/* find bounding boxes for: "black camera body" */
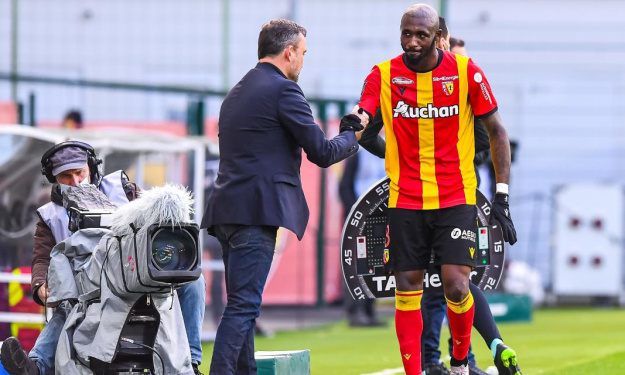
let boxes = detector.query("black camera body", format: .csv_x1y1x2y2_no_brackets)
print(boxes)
63,184,118,232
68,208,116,232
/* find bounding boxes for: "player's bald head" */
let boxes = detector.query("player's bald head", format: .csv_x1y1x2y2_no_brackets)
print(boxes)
401,3,439,32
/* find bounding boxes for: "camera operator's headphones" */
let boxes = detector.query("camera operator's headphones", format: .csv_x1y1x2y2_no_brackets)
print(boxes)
40,140,103,187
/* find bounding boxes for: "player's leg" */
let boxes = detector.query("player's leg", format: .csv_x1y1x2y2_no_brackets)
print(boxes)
434,205,478,375
395,270,425,375
469,279,522,374
469,283,500,347
447,334,486,375
441,264,474,375
389,208,431,375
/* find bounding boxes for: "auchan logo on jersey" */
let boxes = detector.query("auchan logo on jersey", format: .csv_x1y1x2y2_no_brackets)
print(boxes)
393,100,459,119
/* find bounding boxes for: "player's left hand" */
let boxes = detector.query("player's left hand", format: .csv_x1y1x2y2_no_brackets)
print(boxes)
490,193,517,245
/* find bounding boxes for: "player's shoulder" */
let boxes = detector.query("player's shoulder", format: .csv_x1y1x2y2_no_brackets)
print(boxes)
441,49,468,65
371,54,404,69
442,51,483,75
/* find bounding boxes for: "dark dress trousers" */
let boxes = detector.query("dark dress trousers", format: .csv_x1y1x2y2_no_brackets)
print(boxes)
201,62,358,239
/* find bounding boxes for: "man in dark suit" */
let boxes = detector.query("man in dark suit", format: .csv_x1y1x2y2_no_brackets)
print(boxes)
201,19,364,374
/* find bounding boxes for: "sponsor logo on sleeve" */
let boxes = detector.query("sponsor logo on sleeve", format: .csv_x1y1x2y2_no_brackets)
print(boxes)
474,72,483,83
479,82,492,104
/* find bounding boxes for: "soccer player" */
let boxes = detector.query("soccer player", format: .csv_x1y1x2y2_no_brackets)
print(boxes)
351,4,517,375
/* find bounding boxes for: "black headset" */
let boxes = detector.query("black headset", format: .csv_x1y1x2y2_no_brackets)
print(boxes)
40,140,103,186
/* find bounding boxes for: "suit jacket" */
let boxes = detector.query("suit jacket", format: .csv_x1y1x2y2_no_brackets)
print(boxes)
201,62,358,239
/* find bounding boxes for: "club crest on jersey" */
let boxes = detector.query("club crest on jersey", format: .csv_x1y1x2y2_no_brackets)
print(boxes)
442,81,454,96
393,100,459,119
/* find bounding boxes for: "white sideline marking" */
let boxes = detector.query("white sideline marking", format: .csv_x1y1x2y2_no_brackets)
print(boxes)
361,368,404,375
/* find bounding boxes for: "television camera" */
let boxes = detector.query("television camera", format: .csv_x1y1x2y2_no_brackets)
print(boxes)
48,184,201,375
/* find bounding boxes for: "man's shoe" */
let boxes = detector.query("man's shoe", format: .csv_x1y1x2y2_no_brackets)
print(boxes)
191,362,204,375
425,361,451,375
0,337,40,375
468,362,489,375
450,363,469,375
494,343,522,375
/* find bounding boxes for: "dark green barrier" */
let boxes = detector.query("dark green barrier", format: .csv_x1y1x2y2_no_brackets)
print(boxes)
486,293,532,323
256,350,310,375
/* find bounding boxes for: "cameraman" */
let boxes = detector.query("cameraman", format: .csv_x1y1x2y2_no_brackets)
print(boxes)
0,141,206,375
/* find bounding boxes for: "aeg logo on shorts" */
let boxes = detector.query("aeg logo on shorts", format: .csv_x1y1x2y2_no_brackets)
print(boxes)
451,228,476,242
393,100,459,119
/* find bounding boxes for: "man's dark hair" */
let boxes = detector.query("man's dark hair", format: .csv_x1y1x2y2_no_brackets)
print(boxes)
439,17,448,39
449,37,465,49
258,19,307,60
64,110,83,128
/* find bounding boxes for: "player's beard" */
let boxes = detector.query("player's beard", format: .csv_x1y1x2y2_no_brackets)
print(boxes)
403,38,437,66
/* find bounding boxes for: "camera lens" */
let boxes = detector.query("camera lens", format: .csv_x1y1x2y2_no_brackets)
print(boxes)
153,244,178,270
151,228,197,271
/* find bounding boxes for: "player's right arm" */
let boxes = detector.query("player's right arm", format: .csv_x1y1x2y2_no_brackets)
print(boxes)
353,66,383,127
353,66,385,156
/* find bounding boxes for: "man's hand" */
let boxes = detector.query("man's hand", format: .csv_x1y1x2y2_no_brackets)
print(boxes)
351,105,371,126
490,193,517,245
37,282,50,303
36,282,59,308
339,114,364,133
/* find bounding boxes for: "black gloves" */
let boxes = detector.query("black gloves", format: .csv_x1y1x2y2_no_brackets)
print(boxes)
490,193,517,245
339,114,364,133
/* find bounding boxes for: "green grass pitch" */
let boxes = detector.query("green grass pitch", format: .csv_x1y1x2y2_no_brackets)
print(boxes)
200,308,625,374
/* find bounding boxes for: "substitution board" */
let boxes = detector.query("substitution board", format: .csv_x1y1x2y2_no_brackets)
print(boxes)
341,177,505,299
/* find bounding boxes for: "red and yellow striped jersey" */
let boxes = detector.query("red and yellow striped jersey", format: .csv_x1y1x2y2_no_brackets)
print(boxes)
358,50,498,210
